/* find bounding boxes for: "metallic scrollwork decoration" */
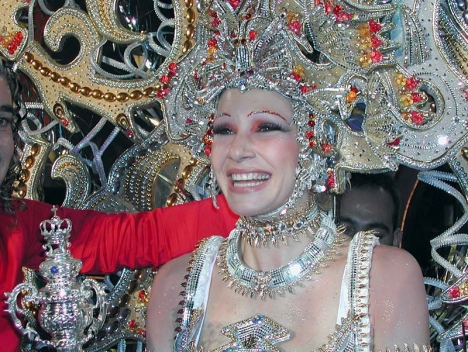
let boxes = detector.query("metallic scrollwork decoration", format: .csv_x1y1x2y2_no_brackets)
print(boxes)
5,207,109,351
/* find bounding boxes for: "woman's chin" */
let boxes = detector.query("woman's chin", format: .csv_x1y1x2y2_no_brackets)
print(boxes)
225,198,283,217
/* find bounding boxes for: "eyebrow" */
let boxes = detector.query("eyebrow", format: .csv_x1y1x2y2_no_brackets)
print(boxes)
0,104,15,115
247,110,288,122
216,113,232,119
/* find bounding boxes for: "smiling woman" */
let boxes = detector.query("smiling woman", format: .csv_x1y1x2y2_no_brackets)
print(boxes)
145,0,432,349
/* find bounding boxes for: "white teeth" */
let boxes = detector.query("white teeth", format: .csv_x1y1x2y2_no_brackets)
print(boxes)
231,173,270,181
231,173,270,187
234,181,264,187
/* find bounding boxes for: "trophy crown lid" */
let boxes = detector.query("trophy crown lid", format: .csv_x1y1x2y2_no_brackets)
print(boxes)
40,206,73,255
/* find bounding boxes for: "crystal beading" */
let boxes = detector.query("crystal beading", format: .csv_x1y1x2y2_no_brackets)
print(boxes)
218,213,343,300
236,200,322,247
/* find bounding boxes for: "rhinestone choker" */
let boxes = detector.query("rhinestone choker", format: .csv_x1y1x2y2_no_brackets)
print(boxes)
236,202,322,247
218,215,343,300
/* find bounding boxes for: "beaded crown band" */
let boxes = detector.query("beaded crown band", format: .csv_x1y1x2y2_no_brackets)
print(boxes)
161,0,468,194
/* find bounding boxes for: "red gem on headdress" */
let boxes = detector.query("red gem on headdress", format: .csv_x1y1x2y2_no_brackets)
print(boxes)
212,17,221,27
169,62,177,73
60,118,69,127
371,35,383,48
248,30,257,41
228,0,240,9
309,140,316,148
410,111,424,125
288,20,302,35
126,130,135,139
308,120,315,127
464,90,468,101
448,286,460,298
300,86,310,93
290,72,302,82
370,50,383,63
128,320,136,329
405,76,419,91
185,118,193,124
387,138,400,146
333,5,348,21
204,145,212,156
7,45,16,55
305,131,314,139
368,20,382,33
333,5,342,14
411,92,423,103
321,143,332,153
160,75,170,84
208,38,218,48
326,173,335,189
350,86,359,93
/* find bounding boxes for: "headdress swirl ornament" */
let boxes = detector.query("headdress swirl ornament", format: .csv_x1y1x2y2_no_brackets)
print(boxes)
162,0,468,194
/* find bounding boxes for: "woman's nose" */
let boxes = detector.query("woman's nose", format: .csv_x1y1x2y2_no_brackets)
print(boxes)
228,132,255,162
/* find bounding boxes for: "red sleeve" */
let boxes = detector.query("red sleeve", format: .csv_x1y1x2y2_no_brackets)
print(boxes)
64,195,238,274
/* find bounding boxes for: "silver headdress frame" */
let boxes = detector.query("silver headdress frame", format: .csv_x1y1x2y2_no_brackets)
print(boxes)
162,0,468,194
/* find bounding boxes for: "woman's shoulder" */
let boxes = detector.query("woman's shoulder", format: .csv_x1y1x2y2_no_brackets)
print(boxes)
157,236,224,282
372,245,421,275
369,245,425,304
156,252,192,282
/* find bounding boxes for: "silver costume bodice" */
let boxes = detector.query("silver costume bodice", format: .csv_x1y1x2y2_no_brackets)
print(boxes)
173,231,379,351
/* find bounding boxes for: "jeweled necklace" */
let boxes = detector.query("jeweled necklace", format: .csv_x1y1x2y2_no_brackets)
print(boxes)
237,201,322,247
218,213,342,300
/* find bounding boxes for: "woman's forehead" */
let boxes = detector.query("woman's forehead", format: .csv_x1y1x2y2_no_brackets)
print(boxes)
217,89,293,114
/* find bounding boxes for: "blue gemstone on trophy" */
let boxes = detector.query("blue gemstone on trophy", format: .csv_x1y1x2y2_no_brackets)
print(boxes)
51,266,59,274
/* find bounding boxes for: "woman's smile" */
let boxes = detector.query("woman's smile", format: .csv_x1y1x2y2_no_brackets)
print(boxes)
229,171,271,189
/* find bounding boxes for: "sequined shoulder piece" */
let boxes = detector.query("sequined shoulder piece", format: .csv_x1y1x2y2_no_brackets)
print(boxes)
174,236,225,352
348,231,380,351
314,231,378,351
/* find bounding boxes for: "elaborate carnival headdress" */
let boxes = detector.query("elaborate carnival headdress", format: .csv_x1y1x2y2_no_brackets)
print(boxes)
161,0,468,195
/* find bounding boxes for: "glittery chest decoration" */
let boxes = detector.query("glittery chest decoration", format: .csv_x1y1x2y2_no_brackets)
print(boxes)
173,232,379,352
212,314,290,351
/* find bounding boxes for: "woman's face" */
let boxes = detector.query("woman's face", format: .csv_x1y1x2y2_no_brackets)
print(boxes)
211,89,300,216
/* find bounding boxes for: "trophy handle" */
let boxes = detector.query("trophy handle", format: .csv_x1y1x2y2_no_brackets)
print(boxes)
81,279,109,337
4,283,48,345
